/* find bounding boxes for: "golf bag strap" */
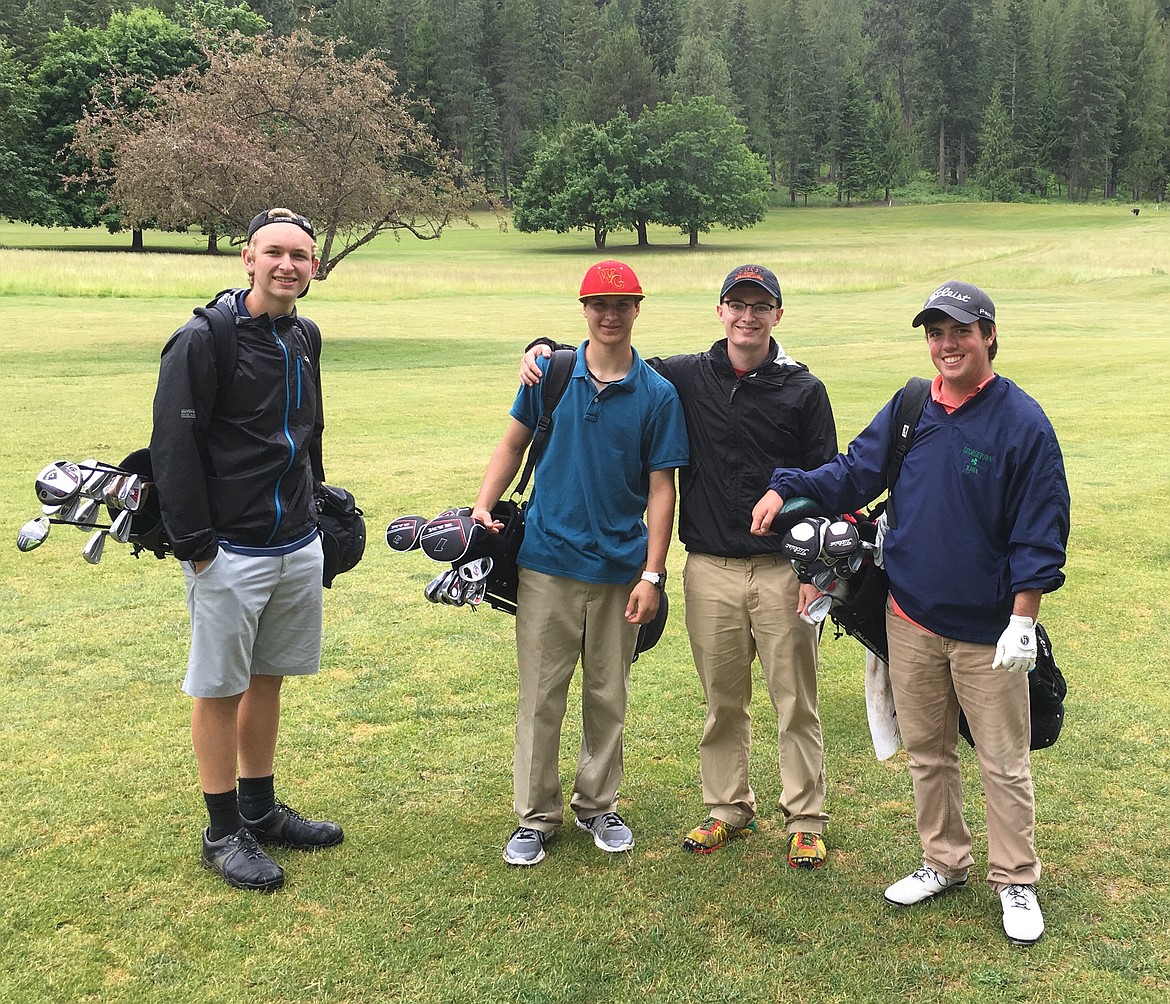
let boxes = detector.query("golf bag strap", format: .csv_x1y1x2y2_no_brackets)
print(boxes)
884,376,932,530
514,348,576,498
195,298,322,405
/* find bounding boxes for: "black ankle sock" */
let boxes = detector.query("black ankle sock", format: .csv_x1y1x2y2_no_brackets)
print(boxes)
204,789,241,841
238,774,276,820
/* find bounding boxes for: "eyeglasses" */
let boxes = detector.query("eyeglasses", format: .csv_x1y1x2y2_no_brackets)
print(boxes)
722,300,778,316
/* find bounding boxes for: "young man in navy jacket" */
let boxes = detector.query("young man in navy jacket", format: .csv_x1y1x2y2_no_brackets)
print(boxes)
752,281,1069,945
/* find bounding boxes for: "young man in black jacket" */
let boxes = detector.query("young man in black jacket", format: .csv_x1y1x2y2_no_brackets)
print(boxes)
522,264,837,866
151,208,342,892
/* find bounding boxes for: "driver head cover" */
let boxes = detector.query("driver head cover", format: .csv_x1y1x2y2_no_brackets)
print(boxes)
420,514,480,563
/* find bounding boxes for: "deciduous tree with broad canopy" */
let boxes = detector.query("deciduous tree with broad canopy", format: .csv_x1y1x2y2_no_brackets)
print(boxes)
513,97,768,249
71,30,491,274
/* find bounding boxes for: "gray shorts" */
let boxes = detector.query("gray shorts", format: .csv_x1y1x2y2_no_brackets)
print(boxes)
181,538,324,698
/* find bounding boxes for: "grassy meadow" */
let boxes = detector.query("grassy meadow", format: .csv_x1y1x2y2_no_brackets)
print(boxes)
1,203,1168,1003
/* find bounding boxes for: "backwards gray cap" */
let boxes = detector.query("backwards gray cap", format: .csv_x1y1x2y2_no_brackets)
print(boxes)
912,281,995,327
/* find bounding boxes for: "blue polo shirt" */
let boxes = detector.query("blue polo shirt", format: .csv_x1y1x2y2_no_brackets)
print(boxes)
511,341,689,584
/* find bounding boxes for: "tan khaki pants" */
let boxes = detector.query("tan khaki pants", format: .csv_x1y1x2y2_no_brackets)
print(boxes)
683,552,826,833
886,605,1039,891
513,568,639,831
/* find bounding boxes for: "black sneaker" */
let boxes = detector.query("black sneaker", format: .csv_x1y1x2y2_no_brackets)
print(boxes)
241,801,344,851
202,827,285,892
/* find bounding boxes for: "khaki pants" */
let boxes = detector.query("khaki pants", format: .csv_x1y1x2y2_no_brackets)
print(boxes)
886,605,1039,891
513,568,639,832
683,552,826,834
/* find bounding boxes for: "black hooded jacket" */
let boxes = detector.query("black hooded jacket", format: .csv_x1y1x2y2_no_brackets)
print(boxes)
651,339,837,558
150,291,326,562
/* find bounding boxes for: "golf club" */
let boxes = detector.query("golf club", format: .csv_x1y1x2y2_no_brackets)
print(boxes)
781,519,823,564
82,529,106,564
386,515,427,552
16,516,51,552
424,570,451,603
79,461,112,500
800,591,833,625
420,514,480,563
109,508,133,544
117,475,145,513
35,461,83,506
822,520,860,560
458,556,494,582
72,497,101,529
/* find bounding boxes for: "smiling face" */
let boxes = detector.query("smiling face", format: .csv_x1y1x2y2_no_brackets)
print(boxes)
716,281,782,368
242,222,319,317
582,295,641,348
924,314,996,396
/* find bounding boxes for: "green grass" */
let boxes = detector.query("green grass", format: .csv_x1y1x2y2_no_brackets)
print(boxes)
1,203,1169,1002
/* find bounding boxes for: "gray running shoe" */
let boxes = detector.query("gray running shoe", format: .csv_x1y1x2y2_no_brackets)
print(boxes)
576,811,634,853
503,826,547,866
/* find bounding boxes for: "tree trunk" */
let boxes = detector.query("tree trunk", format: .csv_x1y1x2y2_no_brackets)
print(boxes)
636,219,648,246
594,226,606,249
688,229,698,248
958,131,968,187
898,68,911,130
131,228,144,251
207,231,219,253
937,121,946,188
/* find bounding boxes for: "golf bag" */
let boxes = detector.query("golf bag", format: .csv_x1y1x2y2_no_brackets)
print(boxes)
827,542,890,662
472,348,576,614
118,448,173,559
824,377,933,662
316,483,366,588
959,622,1067,751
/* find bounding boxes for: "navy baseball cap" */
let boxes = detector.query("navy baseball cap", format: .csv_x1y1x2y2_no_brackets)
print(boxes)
720,264,782,306
912,281,995,327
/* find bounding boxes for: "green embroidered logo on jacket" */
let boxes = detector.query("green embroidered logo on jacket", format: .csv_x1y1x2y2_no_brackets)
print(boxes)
963,446,993,475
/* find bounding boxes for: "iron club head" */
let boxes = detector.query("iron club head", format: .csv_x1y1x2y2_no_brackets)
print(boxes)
82,529,107,564
109,508,133,544
72,497,101,529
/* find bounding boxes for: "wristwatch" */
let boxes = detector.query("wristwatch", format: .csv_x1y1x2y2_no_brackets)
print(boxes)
640,570,667,589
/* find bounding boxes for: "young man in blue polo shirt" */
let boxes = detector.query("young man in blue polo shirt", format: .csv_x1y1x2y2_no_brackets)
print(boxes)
472,260,689,866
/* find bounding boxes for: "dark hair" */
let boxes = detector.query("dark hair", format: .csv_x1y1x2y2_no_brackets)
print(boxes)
920,310,998,361
979,318,997,360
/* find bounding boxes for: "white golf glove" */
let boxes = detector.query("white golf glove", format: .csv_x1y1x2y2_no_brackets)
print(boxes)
992,615,1037,673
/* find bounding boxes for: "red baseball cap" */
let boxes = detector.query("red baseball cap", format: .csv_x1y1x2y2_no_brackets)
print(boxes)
579,260,644,300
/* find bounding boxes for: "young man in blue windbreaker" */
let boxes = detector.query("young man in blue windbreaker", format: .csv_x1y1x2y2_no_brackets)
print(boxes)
751,281,1069,946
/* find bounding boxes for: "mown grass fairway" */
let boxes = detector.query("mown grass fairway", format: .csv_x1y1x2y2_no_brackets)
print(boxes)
1,204,1168,1003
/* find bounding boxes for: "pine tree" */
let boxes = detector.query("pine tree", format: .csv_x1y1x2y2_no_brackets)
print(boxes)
975,88,1018,200
1059,0,1121,199
1115,0,1169,201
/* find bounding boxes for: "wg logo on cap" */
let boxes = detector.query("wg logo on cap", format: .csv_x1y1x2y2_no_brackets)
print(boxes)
597,266,626,289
